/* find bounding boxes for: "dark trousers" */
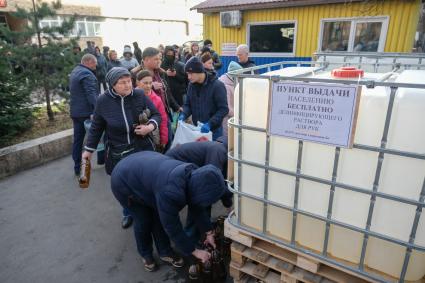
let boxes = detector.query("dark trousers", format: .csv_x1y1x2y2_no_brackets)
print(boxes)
164,118,174,152
111,183,173,260
98,79,107,93
72,117,89,175
131,203,173,260
212,126,223,141
73,117,105,174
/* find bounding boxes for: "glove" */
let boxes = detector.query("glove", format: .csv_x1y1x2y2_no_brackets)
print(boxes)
178,113,186,121
200,123,210,133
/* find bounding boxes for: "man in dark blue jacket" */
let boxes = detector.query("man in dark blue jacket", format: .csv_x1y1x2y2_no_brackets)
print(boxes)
166,137,233,242
111,151,226,266
69,54,99,176
179,56,228,140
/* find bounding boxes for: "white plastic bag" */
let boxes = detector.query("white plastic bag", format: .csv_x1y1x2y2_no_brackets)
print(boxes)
170,121,212,149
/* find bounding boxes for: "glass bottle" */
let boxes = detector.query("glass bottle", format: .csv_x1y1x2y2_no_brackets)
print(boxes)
79,159,91,189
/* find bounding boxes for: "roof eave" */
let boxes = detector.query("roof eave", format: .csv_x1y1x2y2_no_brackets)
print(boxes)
191,0,364,13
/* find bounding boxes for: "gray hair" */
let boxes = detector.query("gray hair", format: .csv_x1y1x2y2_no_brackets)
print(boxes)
142,47,160,59
81,53,97,64
236,44,249,55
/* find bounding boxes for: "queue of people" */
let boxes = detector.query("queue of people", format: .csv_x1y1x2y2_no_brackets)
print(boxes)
69,40,256,273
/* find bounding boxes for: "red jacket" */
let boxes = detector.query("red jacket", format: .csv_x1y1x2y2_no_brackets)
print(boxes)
147,90,168,145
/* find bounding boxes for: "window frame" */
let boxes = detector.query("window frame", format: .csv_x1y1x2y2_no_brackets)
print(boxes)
40,16,102,37
318,16,389,53
39,16,62,29
246,20,298,57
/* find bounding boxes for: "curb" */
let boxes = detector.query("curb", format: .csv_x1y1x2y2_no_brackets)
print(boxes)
0,129,73,179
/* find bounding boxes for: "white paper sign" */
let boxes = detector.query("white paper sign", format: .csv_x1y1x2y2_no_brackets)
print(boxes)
268,81,361,148
221,43,237,56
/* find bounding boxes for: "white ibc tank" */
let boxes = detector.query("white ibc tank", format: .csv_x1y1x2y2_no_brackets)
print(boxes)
233,67,425,281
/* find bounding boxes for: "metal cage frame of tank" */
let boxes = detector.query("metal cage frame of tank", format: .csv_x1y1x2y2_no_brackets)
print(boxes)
227,54,425,283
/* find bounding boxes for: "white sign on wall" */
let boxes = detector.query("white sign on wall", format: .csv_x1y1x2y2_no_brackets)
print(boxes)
221,42,237,56
268,81,361,148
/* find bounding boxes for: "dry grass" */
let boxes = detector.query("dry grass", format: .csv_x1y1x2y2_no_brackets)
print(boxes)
2,103,72,148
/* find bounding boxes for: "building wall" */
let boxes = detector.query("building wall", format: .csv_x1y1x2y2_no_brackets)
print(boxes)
1,0,204,54
203,0,421,56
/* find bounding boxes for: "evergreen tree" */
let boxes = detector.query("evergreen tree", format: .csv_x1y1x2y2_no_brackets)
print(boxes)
0,44,33,146
0,0,77,121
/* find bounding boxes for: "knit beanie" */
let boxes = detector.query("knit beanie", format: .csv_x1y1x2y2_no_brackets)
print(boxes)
106,67,131,86
123,46,132,55
184,56,205,73
227,61,243,73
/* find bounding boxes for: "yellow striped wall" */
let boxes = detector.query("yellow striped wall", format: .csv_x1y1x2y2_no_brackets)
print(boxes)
203,0,421,56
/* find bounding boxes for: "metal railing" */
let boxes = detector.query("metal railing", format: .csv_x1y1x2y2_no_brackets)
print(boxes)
227,57,425,283
231,52,425,75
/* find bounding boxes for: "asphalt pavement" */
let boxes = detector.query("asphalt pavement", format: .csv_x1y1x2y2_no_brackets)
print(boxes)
0,155,229,283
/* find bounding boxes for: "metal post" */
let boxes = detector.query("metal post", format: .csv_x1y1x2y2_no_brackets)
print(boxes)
399,177,425,282
262,133,271,233
359,86,398,269
262,80,273,234
237,78,244,225
291,140,303,244
323,147,341,256
358,56,363,69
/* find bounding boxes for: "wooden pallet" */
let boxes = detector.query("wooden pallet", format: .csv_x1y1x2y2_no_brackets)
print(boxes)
225,218,381,283
230,241,334,283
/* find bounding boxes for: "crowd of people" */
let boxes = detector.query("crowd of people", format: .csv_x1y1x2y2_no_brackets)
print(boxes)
69,39,256,272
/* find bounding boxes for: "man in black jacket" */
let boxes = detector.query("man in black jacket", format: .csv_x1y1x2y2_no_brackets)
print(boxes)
236,44,257,74
69,54,98,176
111,152,226,266
133,42,142,64
179,56,228,140
166,137,233,242
203,39,222,71
161,45,187,106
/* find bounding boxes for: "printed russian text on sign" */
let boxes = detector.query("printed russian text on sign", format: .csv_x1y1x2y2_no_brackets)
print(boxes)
268,81,361,148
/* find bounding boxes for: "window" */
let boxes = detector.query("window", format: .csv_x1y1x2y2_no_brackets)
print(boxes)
76,22,87,36
320,17,388,52
321,21,351,51
76,20,101,37
248,21,296,56
39,16,62,29
40,16,101,37
86,22,95,37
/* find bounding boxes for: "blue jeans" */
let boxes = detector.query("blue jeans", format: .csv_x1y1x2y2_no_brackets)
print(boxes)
72,117,89,175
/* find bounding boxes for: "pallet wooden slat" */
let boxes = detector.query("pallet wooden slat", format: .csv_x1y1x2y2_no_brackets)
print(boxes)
232,261,281,283
226,219,376,283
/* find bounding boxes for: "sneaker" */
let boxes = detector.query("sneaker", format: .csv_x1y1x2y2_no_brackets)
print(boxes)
160,253,184,268
143,257,157,272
